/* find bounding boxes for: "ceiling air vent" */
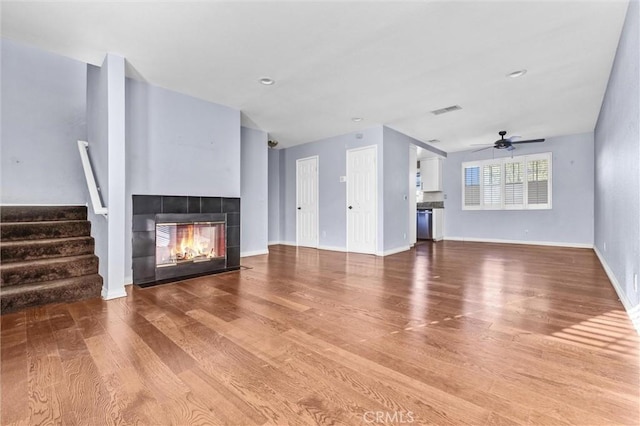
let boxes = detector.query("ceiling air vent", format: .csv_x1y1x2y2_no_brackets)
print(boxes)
430,105,462,115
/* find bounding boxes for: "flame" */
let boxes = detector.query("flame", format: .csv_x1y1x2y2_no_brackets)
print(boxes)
175,224,218,260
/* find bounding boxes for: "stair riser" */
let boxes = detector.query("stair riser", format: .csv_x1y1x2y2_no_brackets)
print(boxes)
1,221,91,241
1,238,95,263
1,256,98,287
1,206,87,222
1,276,102,314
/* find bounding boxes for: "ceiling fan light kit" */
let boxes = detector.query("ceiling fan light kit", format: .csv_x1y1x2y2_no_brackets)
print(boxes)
472,130,545,152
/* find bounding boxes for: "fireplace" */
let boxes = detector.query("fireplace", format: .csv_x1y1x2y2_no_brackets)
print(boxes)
132,195,240,287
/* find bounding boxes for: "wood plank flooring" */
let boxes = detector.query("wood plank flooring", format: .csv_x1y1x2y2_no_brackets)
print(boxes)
1,242,638,425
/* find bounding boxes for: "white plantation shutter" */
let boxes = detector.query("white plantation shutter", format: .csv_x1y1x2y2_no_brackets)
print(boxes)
483,163,502,208
526,155,551,208
462,153,551,211
504,160,524,208
463,165,481,208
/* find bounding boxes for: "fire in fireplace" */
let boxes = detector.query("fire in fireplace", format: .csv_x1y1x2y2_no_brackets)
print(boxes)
156,221,225,267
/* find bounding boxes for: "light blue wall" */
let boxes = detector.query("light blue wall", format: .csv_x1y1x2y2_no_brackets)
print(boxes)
279,127,384,251
126,78,241,198
382,126,413,252
274,126,427,253
240,127,268,256
443,132,595,246
124,78,241,277
594,0,640,308
1,38,88,204
268,148,281,243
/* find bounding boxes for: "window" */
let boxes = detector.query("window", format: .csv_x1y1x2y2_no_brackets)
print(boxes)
504,159,524,208
462,152,552,210
483,163,502,208
526,155,551,208
463,165,481,209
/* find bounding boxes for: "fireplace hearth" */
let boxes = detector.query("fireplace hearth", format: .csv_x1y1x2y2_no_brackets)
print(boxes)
132,195,240,287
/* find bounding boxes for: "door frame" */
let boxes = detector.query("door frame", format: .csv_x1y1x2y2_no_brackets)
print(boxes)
296,155,319,248
346,145,378,254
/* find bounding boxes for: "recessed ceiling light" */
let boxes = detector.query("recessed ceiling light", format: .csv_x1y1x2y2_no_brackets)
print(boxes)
351,117,363,122
259,77,275,85
507,69,527,78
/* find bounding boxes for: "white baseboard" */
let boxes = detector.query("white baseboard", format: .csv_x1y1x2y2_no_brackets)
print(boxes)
241,249,269,258
268,241,297,247
101,286,127,300
278,241,298,247
268,242,409,257
594,247,640,334
376,245,411,257
444,236,593,249
318,245,347,253
124,275,133,285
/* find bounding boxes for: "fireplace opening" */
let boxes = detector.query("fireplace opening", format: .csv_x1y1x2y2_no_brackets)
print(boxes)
132,196,240,287
156,221,226,267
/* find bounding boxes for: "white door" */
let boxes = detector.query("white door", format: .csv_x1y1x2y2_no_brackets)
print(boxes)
296,156,319,248
347,145,377,254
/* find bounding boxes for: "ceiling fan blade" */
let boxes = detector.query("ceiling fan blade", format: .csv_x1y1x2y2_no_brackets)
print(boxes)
472,146,494,153
510,138,545,144
470,143,492,146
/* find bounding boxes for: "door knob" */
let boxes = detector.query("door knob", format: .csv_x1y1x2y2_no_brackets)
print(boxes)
297,207,301,210
348,206,353,209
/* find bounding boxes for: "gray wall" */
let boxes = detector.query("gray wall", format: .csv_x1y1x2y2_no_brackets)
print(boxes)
594,0,640,308
279,127,384,251
240,126,268,256
1,38,88,204
382,126,413,252
443,132,595,246
125,78,241,278
268,148,281,243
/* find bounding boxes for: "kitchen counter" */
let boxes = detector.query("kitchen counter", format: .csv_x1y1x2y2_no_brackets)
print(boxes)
417,201,444,209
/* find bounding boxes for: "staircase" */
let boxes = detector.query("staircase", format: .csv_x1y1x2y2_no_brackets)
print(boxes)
1,206,103,314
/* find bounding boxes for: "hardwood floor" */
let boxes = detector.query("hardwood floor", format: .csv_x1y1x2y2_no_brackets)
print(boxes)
1,242,638,425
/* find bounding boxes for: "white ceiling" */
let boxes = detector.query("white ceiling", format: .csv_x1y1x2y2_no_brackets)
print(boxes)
1,1,629,152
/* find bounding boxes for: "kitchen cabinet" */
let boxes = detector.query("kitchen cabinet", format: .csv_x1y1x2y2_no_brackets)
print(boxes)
432,208,444,241
420,157,442,192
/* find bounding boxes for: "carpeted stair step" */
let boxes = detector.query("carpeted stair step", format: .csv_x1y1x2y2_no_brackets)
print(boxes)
0,274,102,314
1,205,87,222
1,236,95,264
1,254,98,287
1,220,91,241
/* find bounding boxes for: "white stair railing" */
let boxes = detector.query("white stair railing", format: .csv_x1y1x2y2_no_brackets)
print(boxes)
77,140,108,217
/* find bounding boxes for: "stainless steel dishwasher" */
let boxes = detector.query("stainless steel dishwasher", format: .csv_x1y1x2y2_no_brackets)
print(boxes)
417,209,432,240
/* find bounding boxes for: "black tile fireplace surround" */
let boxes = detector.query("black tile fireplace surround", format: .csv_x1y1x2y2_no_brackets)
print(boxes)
132,195,240,287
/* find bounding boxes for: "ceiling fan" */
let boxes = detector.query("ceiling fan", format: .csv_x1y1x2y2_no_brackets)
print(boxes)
472,131,545,152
